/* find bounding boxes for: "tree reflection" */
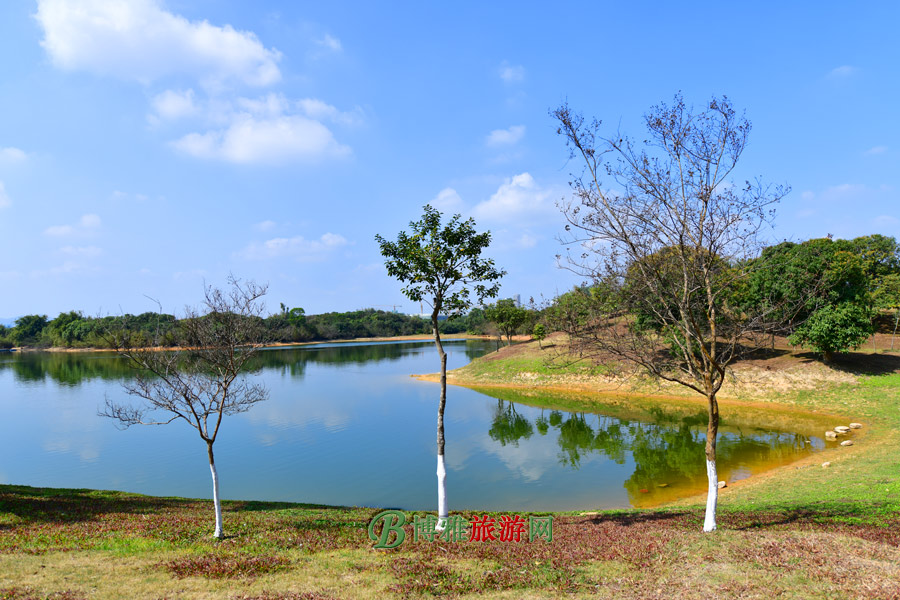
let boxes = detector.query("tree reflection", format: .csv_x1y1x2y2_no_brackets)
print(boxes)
0,340,493,386
482,398,816,502
488,400,533,446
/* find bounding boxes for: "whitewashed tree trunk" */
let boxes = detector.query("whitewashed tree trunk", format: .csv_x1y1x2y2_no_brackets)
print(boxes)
436,453,448,530
703,458,718,532
432,309,449,531
703,392,720,532
208,442,223,538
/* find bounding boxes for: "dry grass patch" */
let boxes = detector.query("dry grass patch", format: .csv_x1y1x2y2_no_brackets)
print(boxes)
160,553,291,579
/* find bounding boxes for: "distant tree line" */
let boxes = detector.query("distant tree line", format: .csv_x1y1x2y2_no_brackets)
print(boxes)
0,306,510,350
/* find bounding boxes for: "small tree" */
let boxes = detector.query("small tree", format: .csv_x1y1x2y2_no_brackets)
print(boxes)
553,94,787,532
533,323,547,349
376,205,504,527
100,277,269,538
874,273,900,350
485,298,530,345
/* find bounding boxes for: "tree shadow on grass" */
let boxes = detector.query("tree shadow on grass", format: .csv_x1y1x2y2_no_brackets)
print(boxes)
804,351,900,376
0,484,199,524
573,503,900,536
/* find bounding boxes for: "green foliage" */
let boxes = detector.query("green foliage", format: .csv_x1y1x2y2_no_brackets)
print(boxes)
788,302,874,359
833,234,900,281
545,286,597,333
873,273,900,310
464,307,487,335
11,315,49,346
485,298,530,344
533,323,547,345
747,236,877,359
375,204,504,318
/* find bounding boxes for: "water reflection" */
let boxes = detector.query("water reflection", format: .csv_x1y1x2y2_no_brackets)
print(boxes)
0,342,838,510
0,339,473,386
473,389,832,507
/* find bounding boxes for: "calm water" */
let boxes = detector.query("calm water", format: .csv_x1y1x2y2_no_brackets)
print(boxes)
0,341,836,510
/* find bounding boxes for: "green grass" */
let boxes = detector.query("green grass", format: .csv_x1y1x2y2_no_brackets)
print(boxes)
456,348,612,381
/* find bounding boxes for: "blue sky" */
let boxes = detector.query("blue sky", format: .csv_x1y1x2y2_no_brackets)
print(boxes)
0,1,897,319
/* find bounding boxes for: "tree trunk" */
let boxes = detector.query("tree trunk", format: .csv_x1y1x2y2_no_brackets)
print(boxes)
823,349,834,363
703,393,720,532
891,309,898,351
432,310,448,530
207,441,224,538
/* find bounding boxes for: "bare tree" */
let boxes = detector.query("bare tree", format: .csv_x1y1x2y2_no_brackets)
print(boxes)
101,276,269,538
552,94,788,531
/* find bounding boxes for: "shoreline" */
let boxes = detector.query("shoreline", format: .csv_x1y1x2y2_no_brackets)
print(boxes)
413,341,880,510
6,333,496,354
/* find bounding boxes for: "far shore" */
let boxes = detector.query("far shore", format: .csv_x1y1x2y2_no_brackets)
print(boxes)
4,333,514,354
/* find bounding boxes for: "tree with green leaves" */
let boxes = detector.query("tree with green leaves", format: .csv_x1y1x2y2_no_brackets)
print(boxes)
11,314,49,347
747,238,874,361
533,323,547,349
376,205,504,528
485,298,530,345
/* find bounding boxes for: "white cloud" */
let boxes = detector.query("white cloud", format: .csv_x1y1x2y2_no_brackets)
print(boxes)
498,61,525,83
235,93,291,117
240,232,348,261
297,98,363,126
172,114,350,164
0,147,27,163
827,65,856,79
874,215,900,228
315,34,342,53
473,173,555,223
59,245,102,257
168,93,355,164
254,220,277,232
817,183,867,202
517,233,538,248
486,125,525,147
35,0,281,87
80,214,101,228
44,225,74,236
431,187,463,213
865,145,888,156
150,89,198,121
800,190,815,201
0,182,10,208
44,213,102,236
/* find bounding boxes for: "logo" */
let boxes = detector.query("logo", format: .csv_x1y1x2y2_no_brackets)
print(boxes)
367,510,407,549
367,512,553,549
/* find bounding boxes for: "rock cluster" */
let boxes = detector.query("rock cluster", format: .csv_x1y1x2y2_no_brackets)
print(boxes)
824,422,862,445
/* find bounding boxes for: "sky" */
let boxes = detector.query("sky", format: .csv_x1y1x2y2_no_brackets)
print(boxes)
0,1,898,320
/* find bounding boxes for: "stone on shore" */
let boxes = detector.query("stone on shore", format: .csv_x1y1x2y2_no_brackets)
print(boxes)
717,481,727,489
834,425,850,433
840,440,854,447
822,462,831,468
849,423,863,429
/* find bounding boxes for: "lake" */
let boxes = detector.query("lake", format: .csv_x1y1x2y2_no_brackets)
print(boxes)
0,340,835,511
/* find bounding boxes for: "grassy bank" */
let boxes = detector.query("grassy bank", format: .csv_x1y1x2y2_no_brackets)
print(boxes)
2,483,900,599
2,336,900,598
426,335,900,515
